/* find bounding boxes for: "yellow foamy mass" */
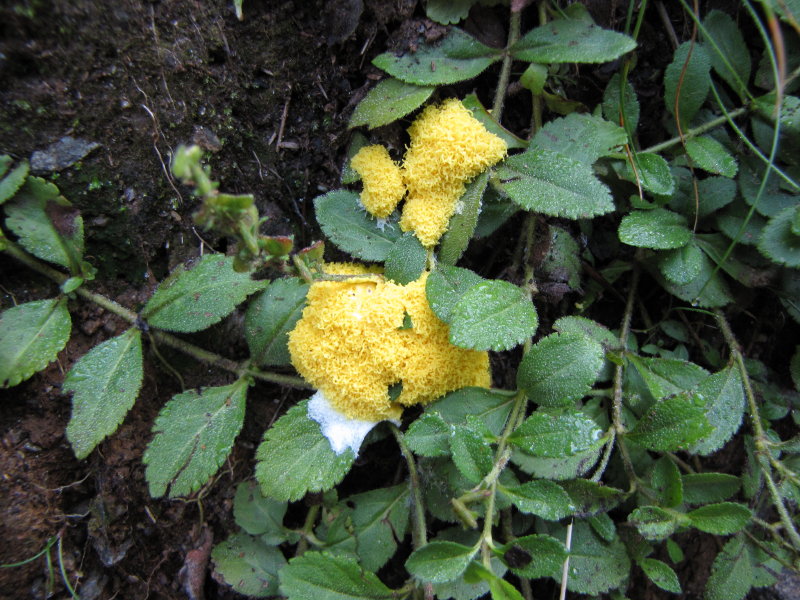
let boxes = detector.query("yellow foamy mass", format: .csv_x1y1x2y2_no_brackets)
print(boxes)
350,145,406,219
288,264,491,421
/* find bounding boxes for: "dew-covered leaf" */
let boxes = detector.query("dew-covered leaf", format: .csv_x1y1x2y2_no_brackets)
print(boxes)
314,190,402,261
664,42,711,128
234,481,288,544
211,532,286,598
438,172,489,266
639,558,682,594
649,246,734,307
688,502,751,534
618,208,692,250
64,328,143,459
703,10,751,98
349,78,434,129
650,455,683,508
626,393,713,451
498,535,567,579
144,380,247,498
616,152,675,195
406,412,451,457
689,366,745,455
508,408,605,457
496,149,614,219
705,536,754,600
757,205,800,267
657,242,704,285
448,279,538,351
558,480,624,517
0,160,29,205
738,156,798,218
531,113,626,165
517,332,605,406
280,552,394,600
682,473,741,505
425,264,485,324
349,484,410,571
255,400,356,502
626,355,709,400
511,18,636,64
628,506,683,540
498,480,574,521
142,254,265,333
603,73,640,133
385,232,427,284
552,316,620,350
511,443,601,481
450,425,493,484
685,136,738,177
245,278,308,367
427,387,514,437
373,28,501,86
0,297,71,389
405,541,477,583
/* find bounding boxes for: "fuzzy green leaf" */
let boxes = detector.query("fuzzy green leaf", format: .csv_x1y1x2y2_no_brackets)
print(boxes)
255,399,356,502
0,298,71,388
373,28,501,86
245,278,308,367
509,408,605,457
314,190,402,261
427,387,514,437
425,0,476,25
499,535,567,579
626,393,713,451
349,78,434,129
688,502,751,534
385,232,427,284
603,73,640,132
517,332,605,406
552,316,620,350
511,18,636,64
211,532,286,598
4,177,84,272
144,380,247,498
664,42,711,128
703,10,751,98
639,558,682,594
682,473,741,505
438,172,489,266
689,366,745,455
448,280,538,351
425,265,485,324
628,506,683,540
705,536,754,600
496,149,614,219
0,160,29,205
234,481,288,544
738,156,797,218
626,355,709,400
650,455,683,508
531,113,626,165
649,247,733,307
450,425,493,484
280,552,394,600
142,254,265,332
757,205,800,267
405,541,477,583
619,208,692,250
498,481,574,521
64,329,143,459
657,242,704,285
685,136,738,177
617,152,675,195
558,480,624,517
349,484,410,571
406,413,451,457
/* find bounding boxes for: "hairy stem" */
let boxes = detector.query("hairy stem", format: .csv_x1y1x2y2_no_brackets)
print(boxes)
492,9,522,122
390,423,428,549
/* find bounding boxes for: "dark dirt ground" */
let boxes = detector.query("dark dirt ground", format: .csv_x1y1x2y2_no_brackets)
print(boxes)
0,1,797,599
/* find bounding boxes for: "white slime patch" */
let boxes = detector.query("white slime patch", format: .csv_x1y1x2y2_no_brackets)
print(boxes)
307,390,380,456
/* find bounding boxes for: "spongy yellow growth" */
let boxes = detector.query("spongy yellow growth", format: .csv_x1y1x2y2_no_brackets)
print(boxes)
400,99,507,246
288,265,491,421
351,145,406,219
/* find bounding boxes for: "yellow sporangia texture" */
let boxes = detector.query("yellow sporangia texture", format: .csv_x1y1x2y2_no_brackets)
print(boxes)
400,99,507,246
350,145,406,219
288,263,491,421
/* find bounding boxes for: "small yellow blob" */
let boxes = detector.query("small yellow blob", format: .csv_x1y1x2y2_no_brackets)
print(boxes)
288,263,491,421
350,145,406,219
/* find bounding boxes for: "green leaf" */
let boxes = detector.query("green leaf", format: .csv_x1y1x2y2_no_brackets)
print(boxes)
664,42,711,128
64,329,143,459
657,243,704,285
0,298,71,388
552,316,620,350
0,160,29,205
498,480,574,521
626,393,713,451
531,113,626,165
341,133,369,185
757,205,800,267
587,513,616,542
144,380,246,498
509,408,605,457
349,78,434,129
439,172,489,265
406,412,451,457
234,481,288,544
450,425,493,484
425,0,476,25
349,484,410,571
688,502,751,534
695,175,737,218
682,473,741,505
211,532,286,597
517,332,605,407
558,480,624,517
255,400,356,502
373,28,501,86
685,136,737,177
385,232,427,284
666,538,685,563
314,190,402,261
4,177,84,272
619,208,692,250
626,355,709,400
427,387,514,437
639,558,682,594
617,152,675,195
648,247,733,307
498,535,567,579
702,10,751,98
280,552,394,600
520,62,548,95
705,536,754,600
496,149,614,219
511,18,636,64
405,541,477,583
245,278,308,367
425,265,485,324
603,73,640,133
142,254,265,333
738,156,797,218
628,506,683,540
461,94,528,151
650,455,683,508
689,367,745,455
448,280,538,351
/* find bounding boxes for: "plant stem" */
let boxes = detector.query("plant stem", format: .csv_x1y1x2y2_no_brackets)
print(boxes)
3,240,310,389
492,8,522,122
295,504,320,556
641,107,748,155
390,423,427,549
